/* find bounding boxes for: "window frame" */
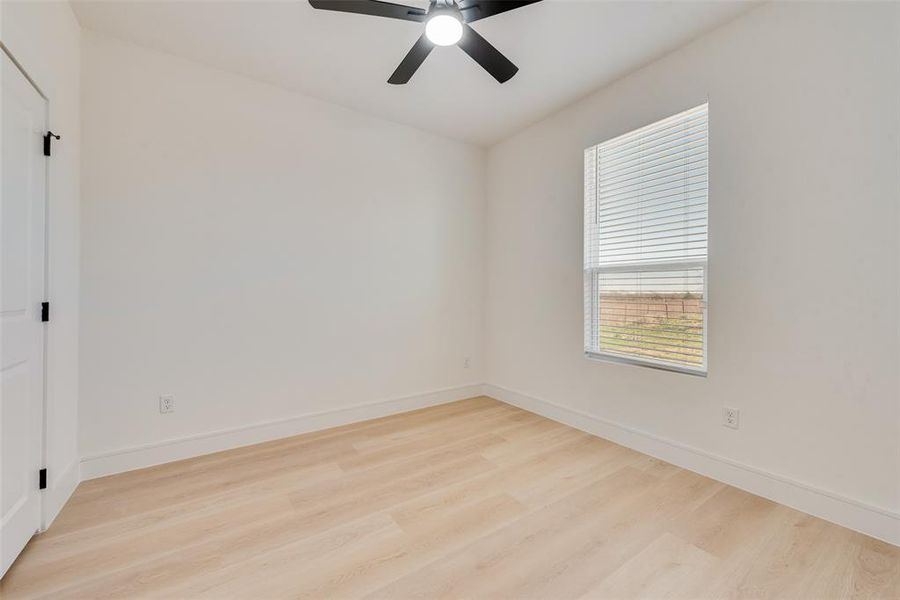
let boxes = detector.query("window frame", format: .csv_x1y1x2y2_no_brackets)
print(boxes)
583,105,709,377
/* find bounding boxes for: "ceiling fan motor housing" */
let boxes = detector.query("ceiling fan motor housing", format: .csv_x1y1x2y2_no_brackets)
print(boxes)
433,0,462,18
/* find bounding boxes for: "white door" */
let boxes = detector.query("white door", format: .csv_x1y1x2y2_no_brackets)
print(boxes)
1,50,47,578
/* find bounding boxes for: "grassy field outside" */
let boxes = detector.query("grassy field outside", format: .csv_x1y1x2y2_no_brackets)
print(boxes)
598,293,704,366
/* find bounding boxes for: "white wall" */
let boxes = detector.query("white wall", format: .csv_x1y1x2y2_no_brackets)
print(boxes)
484,2,900,544
79,32,485,475
1,0,81,527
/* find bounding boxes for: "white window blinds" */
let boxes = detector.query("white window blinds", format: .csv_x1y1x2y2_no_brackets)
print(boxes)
584,103,708,374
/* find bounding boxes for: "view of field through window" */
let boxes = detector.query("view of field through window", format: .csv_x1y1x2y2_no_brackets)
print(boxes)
594,269,704,366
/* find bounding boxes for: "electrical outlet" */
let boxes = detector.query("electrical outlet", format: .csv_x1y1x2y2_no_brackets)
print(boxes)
463,357,471,369
159,394,175,414
722,407,739,429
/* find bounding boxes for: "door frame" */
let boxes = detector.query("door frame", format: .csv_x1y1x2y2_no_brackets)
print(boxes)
1,40,51,532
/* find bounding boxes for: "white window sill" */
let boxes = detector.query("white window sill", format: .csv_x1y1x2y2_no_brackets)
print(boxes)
585,351,708,377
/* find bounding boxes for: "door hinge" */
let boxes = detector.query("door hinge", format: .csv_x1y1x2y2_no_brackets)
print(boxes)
41,301,49,323
39,468,47,490
43,131,60,157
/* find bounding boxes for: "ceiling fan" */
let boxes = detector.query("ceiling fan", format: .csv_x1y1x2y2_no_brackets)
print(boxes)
308,0,543,84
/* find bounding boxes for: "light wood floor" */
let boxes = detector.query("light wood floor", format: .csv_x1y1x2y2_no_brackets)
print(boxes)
2,397,898,599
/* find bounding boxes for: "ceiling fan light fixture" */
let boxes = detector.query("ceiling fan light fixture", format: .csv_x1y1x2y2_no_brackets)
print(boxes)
425,14,463,46
308,0,543,84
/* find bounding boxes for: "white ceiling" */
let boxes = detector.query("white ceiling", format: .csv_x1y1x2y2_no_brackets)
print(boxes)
71,0,755,146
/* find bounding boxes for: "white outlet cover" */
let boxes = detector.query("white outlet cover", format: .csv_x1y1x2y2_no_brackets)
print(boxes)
159,395,175,414
722,407,739,429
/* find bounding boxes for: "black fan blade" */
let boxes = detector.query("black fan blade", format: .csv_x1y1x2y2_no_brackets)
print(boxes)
457,24,518,83
309,0,428,22
457,0,542,23
388,34,434,84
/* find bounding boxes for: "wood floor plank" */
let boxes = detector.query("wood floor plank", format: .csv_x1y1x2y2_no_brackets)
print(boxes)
582,532,720,600
293,493,529,599
2,396,898,599
15,461,342,569
179,515,404,599
368,466,663,599
389,432,606,530
466,469,724,600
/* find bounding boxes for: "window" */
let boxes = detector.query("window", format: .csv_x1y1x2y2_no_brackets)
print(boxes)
584,103,708,374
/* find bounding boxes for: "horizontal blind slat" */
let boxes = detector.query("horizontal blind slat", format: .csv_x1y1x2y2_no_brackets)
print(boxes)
598,110,709,155
596,253,707,265
598,176,708,205
599,123,708,162
598,322,704,335
593,225,707,243
597,340,704,361
599,148,708,186
597,179,707,208
598,335,703,352
588,217,708,240
599,162,708,195
598,240,708,254
597,191,708,219
597,202,707,226
603,134,707,171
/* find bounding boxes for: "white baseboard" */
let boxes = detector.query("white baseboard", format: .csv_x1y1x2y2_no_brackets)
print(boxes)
483,383,900,547
80,384,484,480
42,458,80,530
